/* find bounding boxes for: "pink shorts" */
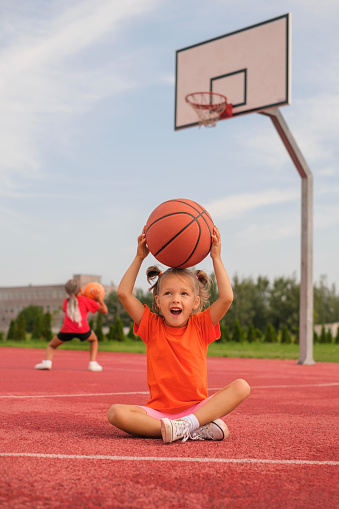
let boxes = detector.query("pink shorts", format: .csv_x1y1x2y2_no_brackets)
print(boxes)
139,395,213,420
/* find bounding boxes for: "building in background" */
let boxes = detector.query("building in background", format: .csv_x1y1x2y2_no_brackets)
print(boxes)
0,275,116,332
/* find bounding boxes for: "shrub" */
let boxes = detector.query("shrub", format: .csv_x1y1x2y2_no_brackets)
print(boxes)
232,320,242,342
114,318,125,342
95,314,104,342
7,320,17,340
280,325,292,344
246,324,256,343
127,323,138,341
264,323,277,343
220,324,231,343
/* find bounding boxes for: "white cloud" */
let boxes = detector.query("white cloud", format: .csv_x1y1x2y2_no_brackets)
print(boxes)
290,94,339,165
205,188,300,221
0,0,159,187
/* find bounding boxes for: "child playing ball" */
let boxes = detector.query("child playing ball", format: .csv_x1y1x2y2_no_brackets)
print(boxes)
107,226,250,443
34,278,108,372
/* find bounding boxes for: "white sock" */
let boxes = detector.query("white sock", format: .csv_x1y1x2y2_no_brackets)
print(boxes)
182,414,200,432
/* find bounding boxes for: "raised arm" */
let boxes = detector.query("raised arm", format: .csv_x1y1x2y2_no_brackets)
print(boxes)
117,229,149,326
208,226,234,326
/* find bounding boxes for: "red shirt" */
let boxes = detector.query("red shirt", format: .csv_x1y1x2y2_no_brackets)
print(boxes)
134,305,220,413
60,296,100,333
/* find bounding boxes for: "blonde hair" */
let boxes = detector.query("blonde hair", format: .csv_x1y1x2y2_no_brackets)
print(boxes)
64,279,82,326
146,266,210,316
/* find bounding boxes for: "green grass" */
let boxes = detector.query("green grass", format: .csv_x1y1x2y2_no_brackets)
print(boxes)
1,338,338,363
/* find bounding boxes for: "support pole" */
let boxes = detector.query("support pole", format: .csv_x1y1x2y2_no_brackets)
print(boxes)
260,108,314,365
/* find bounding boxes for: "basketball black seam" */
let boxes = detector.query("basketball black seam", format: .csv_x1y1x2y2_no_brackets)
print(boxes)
153,211,206,257
170,200,214,252
146,200,214,267
145,212,196,233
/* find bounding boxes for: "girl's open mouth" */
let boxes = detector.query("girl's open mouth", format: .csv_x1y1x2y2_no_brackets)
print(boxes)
170,308,182,316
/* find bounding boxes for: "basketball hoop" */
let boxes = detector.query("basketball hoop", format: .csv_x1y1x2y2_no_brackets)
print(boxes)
185,92,233,127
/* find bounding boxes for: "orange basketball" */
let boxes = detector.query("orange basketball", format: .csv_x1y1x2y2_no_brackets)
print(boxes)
145,198,214,268
83,282,105,300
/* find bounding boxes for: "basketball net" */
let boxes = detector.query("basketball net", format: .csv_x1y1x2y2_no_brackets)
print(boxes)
185,92,232,127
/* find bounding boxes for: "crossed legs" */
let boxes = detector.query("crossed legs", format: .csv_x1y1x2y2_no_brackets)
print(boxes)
107,378,250,438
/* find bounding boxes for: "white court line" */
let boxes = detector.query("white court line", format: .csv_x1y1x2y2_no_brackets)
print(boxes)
0,452,338,466
211,382,339,390
1,383,338,399
0,391,150,399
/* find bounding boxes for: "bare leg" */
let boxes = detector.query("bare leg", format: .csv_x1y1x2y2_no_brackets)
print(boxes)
46,336,65,361
107,404,162,438
86,331,98,362
194,379,250,426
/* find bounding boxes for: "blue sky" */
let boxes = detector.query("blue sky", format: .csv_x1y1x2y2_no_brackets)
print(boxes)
0,0,338,293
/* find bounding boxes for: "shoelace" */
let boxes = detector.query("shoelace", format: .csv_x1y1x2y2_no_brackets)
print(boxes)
172,420,191,443
181,424,210,442
190,425,210,441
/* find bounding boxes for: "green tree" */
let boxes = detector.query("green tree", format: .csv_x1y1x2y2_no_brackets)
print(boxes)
127,322,138,340
280,325,291,344
114,317,125,342
220,324,231,343
17,305,44,333
0,331,4,341
264,323,277,343
7,319,17,340
252,276,271,332
225,275,256,331
31,314,43,339
136,288,154,310
16,314,26,340
314,276,339,325
105,291,132,327
268,275,299,332
107,323,115,341
335,327,339,345
320,325,327,344
42,312,53,341
209,273,219,306
95,314,104,342
232,319,242,343
246,324,256,343
293,326,300,344
326,329,333,344
255,328,264,342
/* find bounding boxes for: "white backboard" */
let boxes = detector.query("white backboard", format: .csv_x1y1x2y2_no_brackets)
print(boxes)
175,13,291,130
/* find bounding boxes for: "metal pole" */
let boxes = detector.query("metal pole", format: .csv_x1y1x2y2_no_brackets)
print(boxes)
260,108,315,365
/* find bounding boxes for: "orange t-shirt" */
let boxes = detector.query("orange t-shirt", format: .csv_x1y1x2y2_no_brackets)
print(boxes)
134,305,220,413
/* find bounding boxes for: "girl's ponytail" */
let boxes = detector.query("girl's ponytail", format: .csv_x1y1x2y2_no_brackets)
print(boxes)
64,279,82,326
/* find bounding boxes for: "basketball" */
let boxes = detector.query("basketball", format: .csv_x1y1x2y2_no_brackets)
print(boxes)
83,282,105,300
145,198,214,268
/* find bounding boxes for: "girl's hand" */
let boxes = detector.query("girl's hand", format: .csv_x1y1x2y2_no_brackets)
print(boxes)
137,227,149,260
90,289,108,314
210,225,221,260
90,289,102,302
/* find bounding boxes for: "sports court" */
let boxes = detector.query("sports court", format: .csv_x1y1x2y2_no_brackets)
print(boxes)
1,347,338,508
1,11,338,509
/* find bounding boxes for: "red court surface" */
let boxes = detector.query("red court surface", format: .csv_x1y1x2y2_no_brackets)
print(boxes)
1,347,338,508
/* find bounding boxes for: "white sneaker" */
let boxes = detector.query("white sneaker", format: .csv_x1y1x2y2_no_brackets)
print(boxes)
34,360,52,370
190,419,229,441
161,418,191,443
161,417,229,443
88,361,103,372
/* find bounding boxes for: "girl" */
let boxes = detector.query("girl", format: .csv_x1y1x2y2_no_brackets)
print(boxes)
34,278,108,372
107,226,250,443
